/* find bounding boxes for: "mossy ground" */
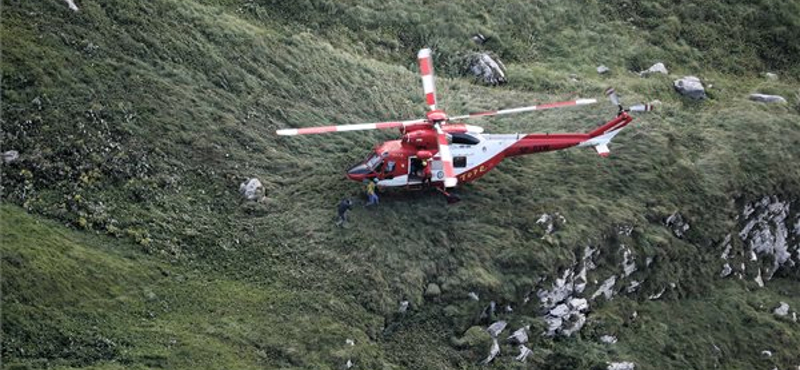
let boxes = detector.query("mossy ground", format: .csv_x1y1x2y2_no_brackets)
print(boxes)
2,0,799,369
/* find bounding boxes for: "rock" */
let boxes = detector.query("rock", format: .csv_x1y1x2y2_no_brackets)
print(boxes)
755,268,765,288
398,300,409,313
345,338,355,346
480,301,496,322
664,212,691,238
600,335,618,344
597,65,610,74
639,62,668,76
486,321,507,338
627,281,641,293
720,263,733,278
774,302,790,316
749,94,787,104
467,53,507,85
569,298,589,312
545,316,563,335
673,76,706,100
550,303,570,317
507,326,529,344
793,312,797,322
239,178,264,201
471,33,488,45
648,287,666,300
65,0,79,11
608,361,636,370
591,275,617,300
762,350,772,358
622,247,637,277
504,304,513,313
739,196,795,279
764,72,778,80
424,283,441,298
468,291,479,301
560,312,587,336
2,150,19,164
515,345,533,362
482,338,500,364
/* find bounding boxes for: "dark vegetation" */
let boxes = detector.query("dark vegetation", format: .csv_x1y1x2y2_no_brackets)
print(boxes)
2,0,799,369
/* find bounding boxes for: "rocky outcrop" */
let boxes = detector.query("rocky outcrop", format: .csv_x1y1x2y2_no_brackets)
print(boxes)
515,345,532,362
597,65,610,74
739,196,797,279
608,361,636,370
65,0,79,11
507,326,529,344
664,212,691,238
483,338,500,364
466,53,507,85
2,150,19,164
773,302,790,316
600,335,618,344
486,321,507,338
673,76,706,100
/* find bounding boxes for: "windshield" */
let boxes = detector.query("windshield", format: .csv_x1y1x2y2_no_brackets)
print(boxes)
365,154,383,170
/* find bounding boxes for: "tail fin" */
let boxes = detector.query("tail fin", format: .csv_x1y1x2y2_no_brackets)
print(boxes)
579,113,633,157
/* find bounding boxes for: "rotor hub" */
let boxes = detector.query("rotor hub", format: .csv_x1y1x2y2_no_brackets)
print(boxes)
426,110,448,124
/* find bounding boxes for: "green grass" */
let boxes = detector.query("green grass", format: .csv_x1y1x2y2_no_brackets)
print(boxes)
2,0,800,369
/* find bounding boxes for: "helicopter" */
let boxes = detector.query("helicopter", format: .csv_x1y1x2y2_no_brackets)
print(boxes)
277,48,651,202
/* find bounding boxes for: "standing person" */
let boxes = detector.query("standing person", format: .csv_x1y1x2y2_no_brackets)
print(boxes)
336,198,353,227
421,159,432,186
365,178,379,206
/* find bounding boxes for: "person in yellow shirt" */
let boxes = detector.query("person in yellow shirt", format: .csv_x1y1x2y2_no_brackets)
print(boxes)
365,178,379,206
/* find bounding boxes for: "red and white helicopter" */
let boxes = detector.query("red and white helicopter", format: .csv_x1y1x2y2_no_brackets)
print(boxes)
277,48,651,201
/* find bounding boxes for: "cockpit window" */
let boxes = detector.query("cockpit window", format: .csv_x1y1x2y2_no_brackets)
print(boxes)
365,154,383,170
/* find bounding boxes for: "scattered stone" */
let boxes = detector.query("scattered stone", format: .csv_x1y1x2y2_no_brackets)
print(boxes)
239,178,264,201
569,298,588,312
2,150,19,164
468,291,479,301
755,268,765,288
600,335,618,344
346,359,354,368
504,304,513,313
793,312,797,322
486,321,507,338
597,65,610,74
65,0,79,11
761,350,772,358
483,338,500,364
471,33,488,45
764,72,778,80
345,338,355,346
515,345,533,362
507,326,529,344
648,287,666,300
720,263,733,278
550,303,570,317
627,281,641,293
639,62,668,76
774,302,790,316
398,300,409,313
608,361,636,370
466,53,507,85
664,212,691,238
424,283,441,298
749,94,787,104
622,247,637,277
560,313,586,336
673,76,706,100
480,301,497,322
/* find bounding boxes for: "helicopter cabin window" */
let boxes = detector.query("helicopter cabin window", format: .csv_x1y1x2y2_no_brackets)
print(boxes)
453,156,467,168
365,154,383,172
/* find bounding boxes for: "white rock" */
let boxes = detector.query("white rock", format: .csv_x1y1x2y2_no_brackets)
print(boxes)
774,302,790,316
749,94,787,104
399,300,409,313
765,72,778,80
346,359,354,368
65,0,79,11
507,327,529,344
545,316,563,335
755,268,764,288
600,335,618,344
622,247,637,277
627,281,641,293
639,62,668,76
648,287,666,300
592,275,617,300
597,65,610,74
673,76,706,100
469,53,507,85
483,338,500,364
515,345,533,362
561,312,587,336
468,291,479,301
762,350,772,357
720,263,733,278
2,150,19,164
346,338,355,346
608,361,636,370
486,321,507,338
239,178,264,201
793,312,797,322
569,298,589,312
550,303,570,317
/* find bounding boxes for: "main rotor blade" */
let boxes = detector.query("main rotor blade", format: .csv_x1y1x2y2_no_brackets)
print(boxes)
276,118,426,136
449,98,597,121
418,48,438,111
435,125,458,188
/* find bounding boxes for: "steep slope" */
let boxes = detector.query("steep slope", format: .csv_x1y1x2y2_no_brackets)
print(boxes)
2,0,800,369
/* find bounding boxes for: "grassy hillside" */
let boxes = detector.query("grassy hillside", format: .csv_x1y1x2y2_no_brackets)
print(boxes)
2,0,800,369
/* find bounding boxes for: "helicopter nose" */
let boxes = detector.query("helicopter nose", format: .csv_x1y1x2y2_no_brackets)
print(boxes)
346,162,372,181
